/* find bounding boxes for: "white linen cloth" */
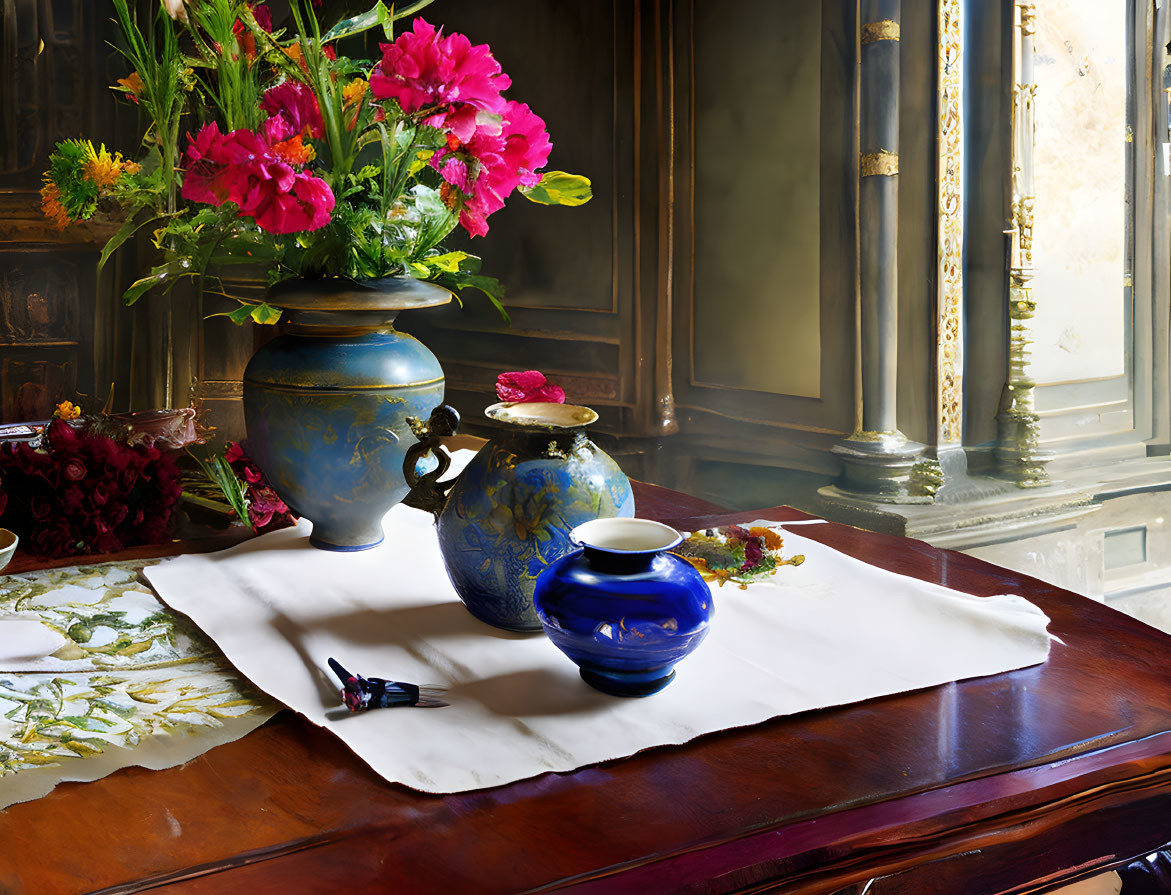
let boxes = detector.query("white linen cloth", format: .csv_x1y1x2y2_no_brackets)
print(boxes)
145,451,1052,793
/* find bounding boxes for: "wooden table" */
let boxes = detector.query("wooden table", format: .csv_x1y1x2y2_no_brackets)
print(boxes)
2,481,1170,894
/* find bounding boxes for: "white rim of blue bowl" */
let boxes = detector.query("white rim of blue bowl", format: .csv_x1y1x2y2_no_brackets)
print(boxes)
570,518,683,554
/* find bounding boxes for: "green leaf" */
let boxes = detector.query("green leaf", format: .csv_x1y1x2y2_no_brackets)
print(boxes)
121,260,193,306
390,0,438,21
322,1,395,42
61,715,115,732
206,301,282,326
520,171,594,207
249,302,283,325
437,272,510,324
99,211,159,272
424,251,467,273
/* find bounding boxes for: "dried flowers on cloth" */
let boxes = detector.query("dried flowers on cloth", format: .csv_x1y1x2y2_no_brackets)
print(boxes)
0,559,277,809
674,525,805,588
188,441,296,533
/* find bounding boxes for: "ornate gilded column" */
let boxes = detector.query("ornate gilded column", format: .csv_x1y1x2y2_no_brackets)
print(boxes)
832,0,929,501
937,0,963,449
995,0,1051,487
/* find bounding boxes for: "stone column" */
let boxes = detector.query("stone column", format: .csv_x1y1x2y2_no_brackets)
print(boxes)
996,0,1051,487
832,0,930,502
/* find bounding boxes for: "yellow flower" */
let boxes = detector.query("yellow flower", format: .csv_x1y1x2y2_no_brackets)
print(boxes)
343,78,369,107
53,400,81,420
82,146,125,189
40,182,72,229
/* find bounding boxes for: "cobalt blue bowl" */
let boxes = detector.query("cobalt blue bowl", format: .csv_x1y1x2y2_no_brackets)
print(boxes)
533,518,713,697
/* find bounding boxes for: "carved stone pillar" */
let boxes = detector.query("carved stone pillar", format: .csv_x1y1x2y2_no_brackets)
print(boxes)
832,0,929,502
995,0,1051,487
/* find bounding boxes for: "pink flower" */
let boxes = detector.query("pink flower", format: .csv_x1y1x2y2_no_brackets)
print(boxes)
181,122,335,234
433,101,552,237
496,371,566,404
262,80,324,144
224,442,245,464
369,18,511,123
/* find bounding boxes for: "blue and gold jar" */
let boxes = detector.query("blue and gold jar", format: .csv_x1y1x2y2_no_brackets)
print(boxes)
243,277,450,551
407,402,635,631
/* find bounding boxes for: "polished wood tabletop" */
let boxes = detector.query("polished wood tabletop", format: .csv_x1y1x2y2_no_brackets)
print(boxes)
2,481,1170,895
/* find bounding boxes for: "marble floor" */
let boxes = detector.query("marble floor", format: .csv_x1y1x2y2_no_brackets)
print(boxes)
1110,589,1171,636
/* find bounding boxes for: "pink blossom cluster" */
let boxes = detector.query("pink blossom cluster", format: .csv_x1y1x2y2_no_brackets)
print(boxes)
224,442,296,532
496,370,566,404
370,18,553,237
181,80,334,234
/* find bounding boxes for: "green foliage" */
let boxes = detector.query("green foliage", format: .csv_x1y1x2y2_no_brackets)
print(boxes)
99,211,161,272
47,140,100,219
45,0,592,326
187,445,251,528
323,0,437,42
206,301,283,325
520,171,594,207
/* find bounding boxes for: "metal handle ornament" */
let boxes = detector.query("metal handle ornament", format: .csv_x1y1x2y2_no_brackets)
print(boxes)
402,403,461,518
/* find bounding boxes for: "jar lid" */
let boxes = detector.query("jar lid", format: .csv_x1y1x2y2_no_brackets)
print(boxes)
484,402,598,428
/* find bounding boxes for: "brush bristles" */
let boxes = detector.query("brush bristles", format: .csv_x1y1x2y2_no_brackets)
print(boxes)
415,686,449,708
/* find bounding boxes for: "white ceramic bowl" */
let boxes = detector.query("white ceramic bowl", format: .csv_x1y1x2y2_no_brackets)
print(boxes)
0,528,18,572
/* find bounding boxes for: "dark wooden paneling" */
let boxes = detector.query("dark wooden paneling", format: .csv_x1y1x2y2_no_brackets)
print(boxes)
430,1,621,314
691,0,822,399
668,0,858,477
0,0,136,423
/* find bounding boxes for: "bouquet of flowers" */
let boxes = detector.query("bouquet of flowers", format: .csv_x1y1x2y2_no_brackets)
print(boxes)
40,0,589,324
0,418,184,557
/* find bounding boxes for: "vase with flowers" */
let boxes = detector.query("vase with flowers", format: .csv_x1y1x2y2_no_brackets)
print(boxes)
41,0,591,550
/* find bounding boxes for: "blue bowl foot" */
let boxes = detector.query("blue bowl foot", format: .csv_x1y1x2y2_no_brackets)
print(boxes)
580,667,676,698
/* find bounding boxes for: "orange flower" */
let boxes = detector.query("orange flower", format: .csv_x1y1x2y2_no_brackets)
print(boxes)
749,526,784,550
270,134,315,166
40,182,72,229
439,181,460,211
117,72,144,103
284,43,306,72
53,400,81,420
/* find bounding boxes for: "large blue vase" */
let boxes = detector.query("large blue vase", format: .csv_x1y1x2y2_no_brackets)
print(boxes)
533,518,713,697
405,402,636,631
243,277,450,551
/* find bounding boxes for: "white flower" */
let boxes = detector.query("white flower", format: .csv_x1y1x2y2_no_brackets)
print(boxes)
160,0,188,23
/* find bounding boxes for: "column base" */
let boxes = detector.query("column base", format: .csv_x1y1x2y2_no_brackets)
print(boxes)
829,431,936,504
